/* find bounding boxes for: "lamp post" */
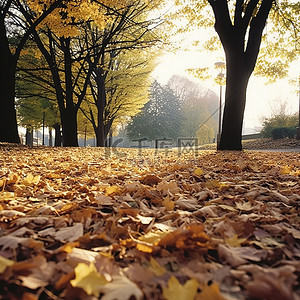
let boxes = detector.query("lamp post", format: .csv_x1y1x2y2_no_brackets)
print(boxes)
214,61,225,145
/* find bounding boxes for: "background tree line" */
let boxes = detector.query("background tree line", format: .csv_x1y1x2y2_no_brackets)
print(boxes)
126,76,219,145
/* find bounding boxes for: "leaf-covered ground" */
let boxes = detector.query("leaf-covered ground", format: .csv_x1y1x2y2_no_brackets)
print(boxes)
0,145,299,300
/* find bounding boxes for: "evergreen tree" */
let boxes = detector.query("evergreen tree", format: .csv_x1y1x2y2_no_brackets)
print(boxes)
127,81,182,141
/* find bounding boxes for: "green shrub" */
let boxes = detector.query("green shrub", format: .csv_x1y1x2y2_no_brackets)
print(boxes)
271,127,296,139
261,113,298,138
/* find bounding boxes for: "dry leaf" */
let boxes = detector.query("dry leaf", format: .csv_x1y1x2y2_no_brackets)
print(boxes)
101,275,143,300
149,257,166,276
0,255,14,273
54,223,84,242
163,276,198,300
225,235,247,247
196,282,227,300
70,262,107,297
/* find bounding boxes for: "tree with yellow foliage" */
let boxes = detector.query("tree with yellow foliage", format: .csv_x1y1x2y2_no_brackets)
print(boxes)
0,0,63,143
81,48,156,146
25,0,164,146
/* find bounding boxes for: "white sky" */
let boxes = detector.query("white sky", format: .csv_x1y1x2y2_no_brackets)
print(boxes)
152,48,299,132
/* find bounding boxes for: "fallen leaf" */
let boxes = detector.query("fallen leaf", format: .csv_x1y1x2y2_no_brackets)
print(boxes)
163,276,198,300
163,194,175,211
70,262,107,297
193,168,204,176
0,255,14,273
54,223,84,242
225,235,247,247
196,282,228,300
102,274,143,300
157,180,180,194
149,257,166,276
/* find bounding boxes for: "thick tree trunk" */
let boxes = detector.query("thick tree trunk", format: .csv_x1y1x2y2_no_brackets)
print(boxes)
61,108,78,147
218,55,250,150
0,16,20,143
209,0,274,151
95,125,106,147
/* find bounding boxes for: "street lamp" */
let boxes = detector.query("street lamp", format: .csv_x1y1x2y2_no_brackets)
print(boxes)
214,61,225,145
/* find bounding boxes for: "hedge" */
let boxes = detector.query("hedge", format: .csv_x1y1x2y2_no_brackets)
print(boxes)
271,127,297,139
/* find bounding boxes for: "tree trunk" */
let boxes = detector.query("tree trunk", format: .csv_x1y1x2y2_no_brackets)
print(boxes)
218,55,250,150
0,16,20,143
209,0,274,151
94,66,107,147
60,108,78,147
54,124,62,147
25,127,33,146
95,125,106,147
49,128,53,147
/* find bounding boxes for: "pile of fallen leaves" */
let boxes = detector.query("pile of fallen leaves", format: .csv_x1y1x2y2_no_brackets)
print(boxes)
0,144,299,300
198,138,300,151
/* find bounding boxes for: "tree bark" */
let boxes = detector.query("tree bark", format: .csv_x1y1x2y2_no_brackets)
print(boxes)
25,127,33,146
209,0,274,150
218,53,251,150
49,128,53,146
54,124,62,147
0,15,20,143
61,108,79,147
95,66,107,147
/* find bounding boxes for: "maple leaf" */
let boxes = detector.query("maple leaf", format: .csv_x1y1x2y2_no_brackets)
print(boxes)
163,276,198,300
70,262,107,297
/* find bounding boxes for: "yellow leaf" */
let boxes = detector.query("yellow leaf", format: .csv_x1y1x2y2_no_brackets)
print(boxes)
139,230,170,245
196,282,227,300
163,276,198,300
193,168,204,176
0,255,14,273
0,179,5,188
70,262,107,297
136,243,153,253
149,257,166,276
106,185,121,196
23,173,40,185
225,235,247,247
280,165,292,175
163,194,175,211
